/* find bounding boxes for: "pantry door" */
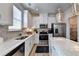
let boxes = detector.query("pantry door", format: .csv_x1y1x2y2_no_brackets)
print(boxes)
69,15,77,42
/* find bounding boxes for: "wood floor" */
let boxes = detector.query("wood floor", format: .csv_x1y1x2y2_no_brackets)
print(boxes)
29,40,49,56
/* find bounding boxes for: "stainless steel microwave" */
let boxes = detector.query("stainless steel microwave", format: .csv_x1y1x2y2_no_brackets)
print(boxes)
40,24,48,28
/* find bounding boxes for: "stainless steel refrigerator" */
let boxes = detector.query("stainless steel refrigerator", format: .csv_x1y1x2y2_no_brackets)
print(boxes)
51,23,66,37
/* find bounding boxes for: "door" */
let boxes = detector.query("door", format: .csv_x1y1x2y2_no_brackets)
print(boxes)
69,15,77,42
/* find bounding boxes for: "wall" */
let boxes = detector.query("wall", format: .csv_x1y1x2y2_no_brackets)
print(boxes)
64,6,76,40
0,3,25,41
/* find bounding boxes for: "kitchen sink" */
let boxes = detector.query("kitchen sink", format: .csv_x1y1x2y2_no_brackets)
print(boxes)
16,36,28,40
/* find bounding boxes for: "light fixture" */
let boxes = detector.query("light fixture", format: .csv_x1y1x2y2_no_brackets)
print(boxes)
72,3,79,15
56,8,64,23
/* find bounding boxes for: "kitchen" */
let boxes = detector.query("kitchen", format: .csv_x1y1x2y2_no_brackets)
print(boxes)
0,3,79,56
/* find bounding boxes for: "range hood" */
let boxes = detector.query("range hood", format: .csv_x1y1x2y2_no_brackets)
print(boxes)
56,8,64,23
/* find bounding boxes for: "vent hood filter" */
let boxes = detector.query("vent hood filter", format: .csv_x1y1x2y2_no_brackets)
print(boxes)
56,8,64,23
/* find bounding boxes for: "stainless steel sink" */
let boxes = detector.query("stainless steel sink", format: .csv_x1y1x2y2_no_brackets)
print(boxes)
16,36,28,40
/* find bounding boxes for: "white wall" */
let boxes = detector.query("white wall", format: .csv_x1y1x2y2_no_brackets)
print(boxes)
64,7,73,39
64,6,79,41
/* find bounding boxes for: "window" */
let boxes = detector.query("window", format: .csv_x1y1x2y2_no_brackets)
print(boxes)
8,5,22,31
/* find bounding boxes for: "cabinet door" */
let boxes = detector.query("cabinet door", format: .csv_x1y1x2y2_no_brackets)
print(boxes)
34,34,39,44
25,34,35,56
48,16,56,28
43,14,48,24
0,4,13,25
33,17,40,28
25,39,30,56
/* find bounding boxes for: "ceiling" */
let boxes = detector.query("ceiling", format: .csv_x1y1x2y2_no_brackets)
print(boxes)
23,3,72,14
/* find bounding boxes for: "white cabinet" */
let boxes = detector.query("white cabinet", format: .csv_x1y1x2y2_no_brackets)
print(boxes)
25,34,35,56
48,16,56,28
25,39,30,56
33,14,48,28
0,4,13,25
34,33,39,44
39,13,48,24
33,17,40,28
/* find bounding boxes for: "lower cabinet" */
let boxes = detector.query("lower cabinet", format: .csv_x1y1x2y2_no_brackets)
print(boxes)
25,34,35,56
34,33,39,44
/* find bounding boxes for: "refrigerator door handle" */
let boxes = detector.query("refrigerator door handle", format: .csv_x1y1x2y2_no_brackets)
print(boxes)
55,28,58,33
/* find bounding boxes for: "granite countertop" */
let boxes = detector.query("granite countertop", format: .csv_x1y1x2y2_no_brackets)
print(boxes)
0,33,35,56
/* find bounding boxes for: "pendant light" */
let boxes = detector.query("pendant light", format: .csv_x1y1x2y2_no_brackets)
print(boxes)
72,3,79,15
56,8,64,23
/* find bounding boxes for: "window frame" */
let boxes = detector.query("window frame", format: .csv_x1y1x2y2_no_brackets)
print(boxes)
8,5,22,31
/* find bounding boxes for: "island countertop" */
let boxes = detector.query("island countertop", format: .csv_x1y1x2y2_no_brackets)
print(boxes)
0,33,35,56
49,37,79,56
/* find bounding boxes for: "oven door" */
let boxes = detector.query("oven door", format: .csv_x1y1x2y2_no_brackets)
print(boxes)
39,34,48,40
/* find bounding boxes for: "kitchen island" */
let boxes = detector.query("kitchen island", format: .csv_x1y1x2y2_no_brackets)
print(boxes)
49,37,79,56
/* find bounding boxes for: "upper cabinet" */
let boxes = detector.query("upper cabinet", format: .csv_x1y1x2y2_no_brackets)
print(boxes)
48,15,56,28
33,13,48,28
39,13,48,24
0,3,13,25
33,16,40,28
33,13,56,28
